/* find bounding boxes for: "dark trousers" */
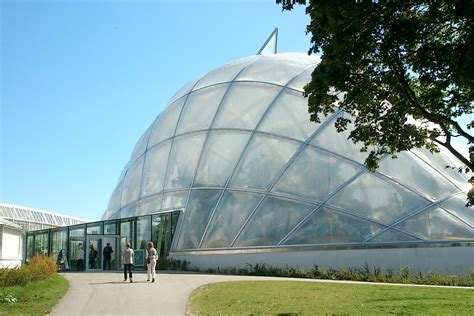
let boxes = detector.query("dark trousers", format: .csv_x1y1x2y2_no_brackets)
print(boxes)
77,259,84,271
103,257,111,270
124,264,133,280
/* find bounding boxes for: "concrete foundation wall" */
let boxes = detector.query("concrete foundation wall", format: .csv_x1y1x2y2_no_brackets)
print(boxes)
171,246,474,275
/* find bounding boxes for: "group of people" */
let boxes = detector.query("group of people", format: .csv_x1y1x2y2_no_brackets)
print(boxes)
75,243,114,271
74,241,158,284
123,241,157,283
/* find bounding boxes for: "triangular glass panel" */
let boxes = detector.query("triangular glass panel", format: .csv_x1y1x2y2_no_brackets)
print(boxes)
164,133,206,190
440,193,473,226
148,98,185,148
379,151,459,201
287,66,315,92
258,88,323,141
142,140,171,197
213,82,281,130
395,207,474,240
137,194,162,216
229,134,300,191
194,131,251,188
176,84,228,135
200,191,263,249
121,156,144,207
234,196,315,247
311,112,369,164
167,79,198,105
283,208,382,245
411,147,470,191
327,172,429,224
176,189,222,250
235,54,310,85
130,126,152,162
369,229,418,242
194,56,260,90
273,146,362,202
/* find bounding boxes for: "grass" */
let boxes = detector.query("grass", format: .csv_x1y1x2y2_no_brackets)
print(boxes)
190,280,474,315
0,273,69,315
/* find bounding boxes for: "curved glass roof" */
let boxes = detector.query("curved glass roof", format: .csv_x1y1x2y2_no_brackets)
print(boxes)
103,53,473,251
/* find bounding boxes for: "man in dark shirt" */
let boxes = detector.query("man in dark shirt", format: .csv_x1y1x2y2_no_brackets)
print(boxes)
103,243,113,270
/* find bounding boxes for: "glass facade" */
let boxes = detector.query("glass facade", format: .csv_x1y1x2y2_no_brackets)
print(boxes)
26,211,180,271
101,53,472,253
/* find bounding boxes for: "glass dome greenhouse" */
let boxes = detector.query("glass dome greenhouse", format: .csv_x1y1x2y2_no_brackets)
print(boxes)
103,53,473,252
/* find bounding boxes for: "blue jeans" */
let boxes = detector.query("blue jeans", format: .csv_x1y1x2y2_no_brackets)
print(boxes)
123,264,133,280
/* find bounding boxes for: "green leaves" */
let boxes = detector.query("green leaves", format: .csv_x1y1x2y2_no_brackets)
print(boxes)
279,0,473,205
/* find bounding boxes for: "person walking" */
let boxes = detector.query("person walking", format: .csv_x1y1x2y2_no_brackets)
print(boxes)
102,243,113,270
146,241,158,283
123,243,134,283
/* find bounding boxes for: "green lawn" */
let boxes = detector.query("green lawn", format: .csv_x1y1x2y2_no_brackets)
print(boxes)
0,273,69,315
190,280,474,315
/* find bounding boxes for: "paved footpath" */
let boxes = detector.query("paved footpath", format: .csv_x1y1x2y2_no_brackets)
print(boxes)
50,271,473,316
50,271,274,316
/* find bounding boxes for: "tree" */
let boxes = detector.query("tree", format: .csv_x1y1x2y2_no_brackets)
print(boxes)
278,0,473,205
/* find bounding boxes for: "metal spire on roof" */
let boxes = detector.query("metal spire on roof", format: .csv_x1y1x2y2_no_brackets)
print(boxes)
257,27,278,55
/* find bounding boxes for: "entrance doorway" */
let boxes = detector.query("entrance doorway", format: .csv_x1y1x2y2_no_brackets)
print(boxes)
86,235,119,271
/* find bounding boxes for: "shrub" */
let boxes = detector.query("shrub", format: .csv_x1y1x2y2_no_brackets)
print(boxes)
0,255,57,287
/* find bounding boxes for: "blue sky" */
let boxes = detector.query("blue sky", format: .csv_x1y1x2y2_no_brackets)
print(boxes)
1,0,311,220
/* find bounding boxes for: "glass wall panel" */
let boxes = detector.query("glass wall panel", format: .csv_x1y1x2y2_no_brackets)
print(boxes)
193,56,259,90
136,216,151,250
235,55,308,85
176,189,222,250
152,213,172,267
234,196,315,247
283,208,382,245
87,222,103,235
69,225,85,271
142,140,171,197
34,231,49,256
194,131,251,187
104,221,118,235
395,207,474,240
258,89,321,141
440,194,474,225
120,220,135,247
212,82,281,130
122,157,145,207
287,67,314,91
164,133,206,190
311,113,370,164
327,173,428,224
229,135,300,191
379,151,459,201
130,126,151,162
138,194,163,216
148,98,186,147
273,146,361,202
411,147,470,190
51,228,68,266
26,234,34,261
176,84,228,135
369,229,417,242
201,191,263,248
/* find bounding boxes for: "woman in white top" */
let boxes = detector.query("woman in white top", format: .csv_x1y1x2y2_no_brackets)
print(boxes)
146,241,158,283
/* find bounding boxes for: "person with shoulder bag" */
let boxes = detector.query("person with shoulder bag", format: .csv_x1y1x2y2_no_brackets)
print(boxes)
146,241,158,283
